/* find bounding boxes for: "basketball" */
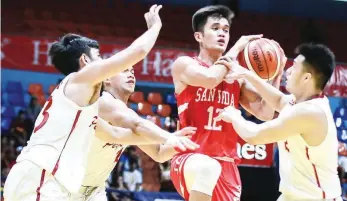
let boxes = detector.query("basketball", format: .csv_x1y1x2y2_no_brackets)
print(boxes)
237,38,282,81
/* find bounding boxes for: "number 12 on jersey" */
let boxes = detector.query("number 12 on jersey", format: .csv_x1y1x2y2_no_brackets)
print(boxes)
204,106,223,131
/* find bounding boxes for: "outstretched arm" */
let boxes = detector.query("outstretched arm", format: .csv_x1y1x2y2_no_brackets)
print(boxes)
99,96,199,150
95,117,159,145
215,103,327,145
71,5,163,86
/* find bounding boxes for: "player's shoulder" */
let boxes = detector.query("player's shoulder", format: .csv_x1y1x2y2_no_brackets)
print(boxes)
284,100,326,120
174,55,195,63
99,93,128,110
172,56,197,70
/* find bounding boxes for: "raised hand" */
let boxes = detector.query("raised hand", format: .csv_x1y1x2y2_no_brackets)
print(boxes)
144,4,163,29
225,34,263,59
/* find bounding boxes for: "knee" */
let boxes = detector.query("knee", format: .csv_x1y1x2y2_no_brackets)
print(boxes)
193,155,222,179
186,155,222,196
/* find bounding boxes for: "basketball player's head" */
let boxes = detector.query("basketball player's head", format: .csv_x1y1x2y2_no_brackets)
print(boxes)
285,43,335,95
192,5,234,53
104,67,136,96
49,33,101,75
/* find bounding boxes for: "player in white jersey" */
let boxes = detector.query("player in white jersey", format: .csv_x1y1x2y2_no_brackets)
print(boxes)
70,66,199,201
3,5,195,201
215,43,342,201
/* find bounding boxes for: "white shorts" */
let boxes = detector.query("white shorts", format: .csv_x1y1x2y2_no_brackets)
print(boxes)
4,160,71,201
71,186,107,201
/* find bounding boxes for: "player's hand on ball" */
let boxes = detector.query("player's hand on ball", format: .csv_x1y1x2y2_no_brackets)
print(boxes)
173,126,197,138
215,56,249,83
144,4,163,29
226,34,263,58
214,106,242,123
166,135,199,152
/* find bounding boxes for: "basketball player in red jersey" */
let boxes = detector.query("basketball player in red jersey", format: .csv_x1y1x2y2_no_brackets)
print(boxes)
170,5,286,201
4,5,193,201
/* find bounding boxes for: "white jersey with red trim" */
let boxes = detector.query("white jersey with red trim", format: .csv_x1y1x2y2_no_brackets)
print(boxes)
278,96,341,200
16,73,99,193
82,135,127,187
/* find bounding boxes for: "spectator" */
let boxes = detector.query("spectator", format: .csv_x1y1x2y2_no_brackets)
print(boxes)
137,146,161,192
123,159,142,192
26,96,42,122
339,142,347,170
334,99,347,121
10,110,32,146
335,99,347,143
118,146,138,175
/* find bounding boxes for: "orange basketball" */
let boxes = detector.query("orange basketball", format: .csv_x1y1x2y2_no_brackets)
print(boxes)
237,38,282,81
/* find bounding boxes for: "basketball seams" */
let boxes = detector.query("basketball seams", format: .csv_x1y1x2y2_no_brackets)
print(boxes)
244,41,260,78
255,41,270,81
263,39,281,81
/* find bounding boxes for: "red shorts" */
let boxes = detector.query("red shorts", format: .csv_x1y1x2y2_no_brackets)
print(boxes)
170,153,242,201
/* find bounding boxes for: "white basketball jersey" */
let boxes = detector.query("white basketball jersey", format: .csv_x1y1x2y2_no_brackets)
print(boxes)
17,73,99,193
278,96,341,200
82,134,127,187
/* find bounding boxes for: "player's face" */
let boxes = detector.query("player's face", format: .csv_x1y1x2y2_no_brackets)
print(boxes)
109,67,136,94
285,55,309,93
199,17,230,53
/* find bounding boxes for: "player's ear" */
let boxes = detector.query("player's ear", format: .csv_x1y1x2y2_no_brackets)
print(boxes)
303,72,312,81
194,32,203,43
79,53,91,67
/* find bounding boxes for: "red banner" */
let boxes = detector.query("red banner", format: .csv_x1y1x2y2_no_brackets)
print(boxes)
1,35,197,84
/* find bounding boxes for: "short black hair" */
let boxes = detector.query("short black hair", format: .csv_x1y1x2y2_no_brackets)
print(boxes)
295,43,335,90
192,5,234,33
49,33,99,75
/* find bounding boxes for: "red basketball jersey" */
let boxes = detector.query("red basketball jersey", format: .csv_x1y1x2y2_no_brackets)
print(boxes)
176,57,241,162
